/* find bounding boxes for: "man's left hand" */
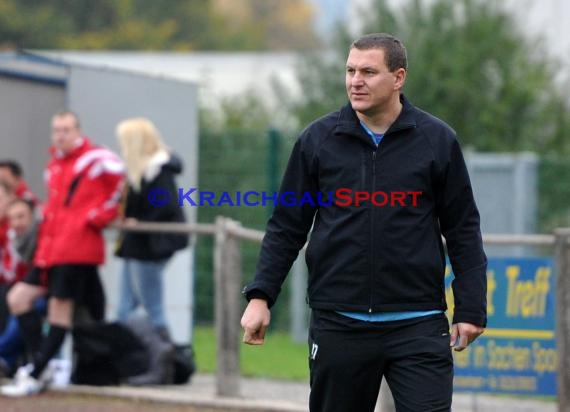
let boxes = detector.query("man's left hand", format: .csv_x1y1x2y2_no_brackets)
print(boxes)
450,322,485,351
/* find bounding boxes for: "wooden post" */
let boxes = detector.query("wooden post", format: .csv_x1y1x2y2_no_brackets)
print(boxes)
555,228,570,412
214,216,242,397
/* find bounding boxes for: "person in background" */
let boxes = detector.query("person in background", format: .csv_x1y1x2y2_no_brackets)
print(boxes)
0,182,15,252
0,182,15,245
0,160,40,207
0,182,16,332
241,33,487,412
115,117,188,343
0,198,43,377
0,110,124,397
1,199,39,291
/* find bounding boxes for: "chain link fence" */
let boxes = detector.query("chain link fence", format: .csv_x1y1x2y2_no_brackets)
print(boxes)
195,128,293,328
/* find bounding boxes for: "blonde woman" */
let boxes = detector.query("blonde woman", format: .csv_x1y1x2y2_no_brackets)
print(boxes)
115,118,187,341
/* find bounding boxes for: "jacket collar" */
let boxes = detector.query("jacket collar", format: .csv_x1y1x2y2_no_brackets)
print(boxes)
49,137,92,160
334,94,417,146
143,150,170,183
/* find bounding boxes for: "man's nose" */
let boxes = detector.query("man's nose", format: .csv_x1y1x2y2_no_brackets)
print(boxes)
351,73,364,85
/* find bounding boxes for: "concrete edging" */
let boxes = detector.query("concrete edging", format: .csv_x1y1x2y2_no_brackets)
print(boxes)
54,384,307,412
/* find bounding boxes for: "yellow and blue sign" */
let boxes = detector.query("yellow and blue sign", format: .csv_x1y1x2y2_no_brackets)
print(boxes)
445,257,556,396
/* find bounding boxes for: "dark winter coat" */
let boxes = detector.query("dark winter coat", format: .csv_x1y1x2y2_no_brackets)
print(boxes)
244,95,487,326
116,151,188,261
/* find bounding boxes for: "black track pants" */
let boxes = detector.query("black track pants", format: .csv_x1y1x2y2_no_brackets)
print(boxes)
308,310,453,412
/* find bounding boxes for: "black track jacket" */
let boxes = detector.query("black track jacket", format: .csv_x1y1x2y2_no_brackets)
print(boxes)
244,95,487,326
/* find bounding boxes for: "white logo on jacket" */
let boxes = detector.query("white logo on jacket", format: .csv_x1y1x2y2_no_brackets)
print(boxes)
310,343,319,360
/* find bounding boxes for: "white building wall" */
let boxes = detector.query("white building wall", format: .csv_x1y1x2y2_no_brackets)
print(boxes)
37,51,300,114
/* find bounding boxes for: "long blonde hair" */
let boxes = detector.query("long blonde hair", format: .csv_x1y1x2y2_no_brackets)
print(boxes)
116,118,168,191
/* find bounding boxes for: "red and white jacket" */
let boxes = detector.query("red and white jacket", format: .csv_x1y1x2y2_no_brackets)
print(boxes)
34,137,125,268
0,228,31,284
0,219,7,250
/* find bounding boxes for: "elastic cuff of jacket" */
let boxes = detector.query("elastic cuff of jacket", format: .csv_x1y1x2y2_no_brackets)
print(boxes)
244,290,273,308
453,311,487,328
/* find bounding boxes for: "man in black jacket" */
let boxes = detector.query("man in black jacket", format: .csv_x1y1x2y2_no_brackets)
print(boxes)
241,33,487,412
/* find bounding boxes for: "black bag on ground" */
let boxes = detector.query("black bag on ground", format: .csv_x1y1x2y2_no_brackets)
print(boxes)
172,344,196,385
71,321,150,385
123,315,175,385
123,315,197,386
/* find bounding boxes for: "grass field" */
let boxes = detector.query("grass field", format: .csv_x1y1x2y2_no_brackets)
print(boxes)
192,326,309,381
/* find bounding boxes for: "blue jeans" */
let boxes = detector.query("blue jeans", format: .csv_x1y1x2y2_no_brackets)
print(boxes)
0,298,47,369
117,259,169,328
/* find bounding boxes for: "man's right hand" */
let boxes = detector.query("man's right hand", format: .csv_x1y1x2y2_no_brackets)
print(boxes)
240,298,271,345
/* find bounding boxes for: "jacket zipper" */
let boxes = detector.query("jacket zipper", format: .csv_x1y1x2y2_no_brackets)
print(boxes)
369,149,377,313
64,174,83,207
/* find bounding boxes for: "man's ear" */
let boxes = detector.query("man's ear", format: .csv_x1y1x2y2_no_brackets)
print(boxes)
394,68,407,91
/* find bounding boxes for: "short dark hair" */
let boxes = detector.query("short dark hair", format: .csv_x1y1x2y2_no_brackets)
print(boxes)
350,33,408,72
53,110,81,129
7,197,35,213
0,160,23,178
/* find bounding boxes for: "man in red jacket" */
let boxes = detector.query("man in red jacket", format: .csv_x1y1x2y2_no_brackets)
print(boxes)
1,111,125,396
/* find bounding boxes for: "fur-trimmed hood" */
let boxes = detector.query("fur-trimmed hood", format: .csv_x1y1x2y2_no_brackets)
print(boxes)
142,150,183,183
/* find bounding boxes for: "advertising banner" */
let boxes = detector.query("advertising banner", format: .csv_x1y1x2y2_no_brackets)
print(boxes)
446,257,556,396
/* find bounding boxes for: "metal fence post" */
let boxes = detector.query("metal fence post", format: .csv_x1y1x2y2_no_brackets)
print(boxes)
267,127,281,219
555,228,570,412
214,216,242,397
290,250,308,343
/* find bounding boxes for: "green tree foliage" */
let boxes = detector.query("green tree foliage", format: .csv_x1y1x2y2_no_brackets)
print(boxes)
230,0,319,50
280,0,570,154
0,0,318,50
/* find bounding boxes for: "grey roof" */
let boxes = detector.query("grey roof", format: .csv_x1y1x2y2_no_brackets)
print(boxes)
0,52,67,85
29,51,302,107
